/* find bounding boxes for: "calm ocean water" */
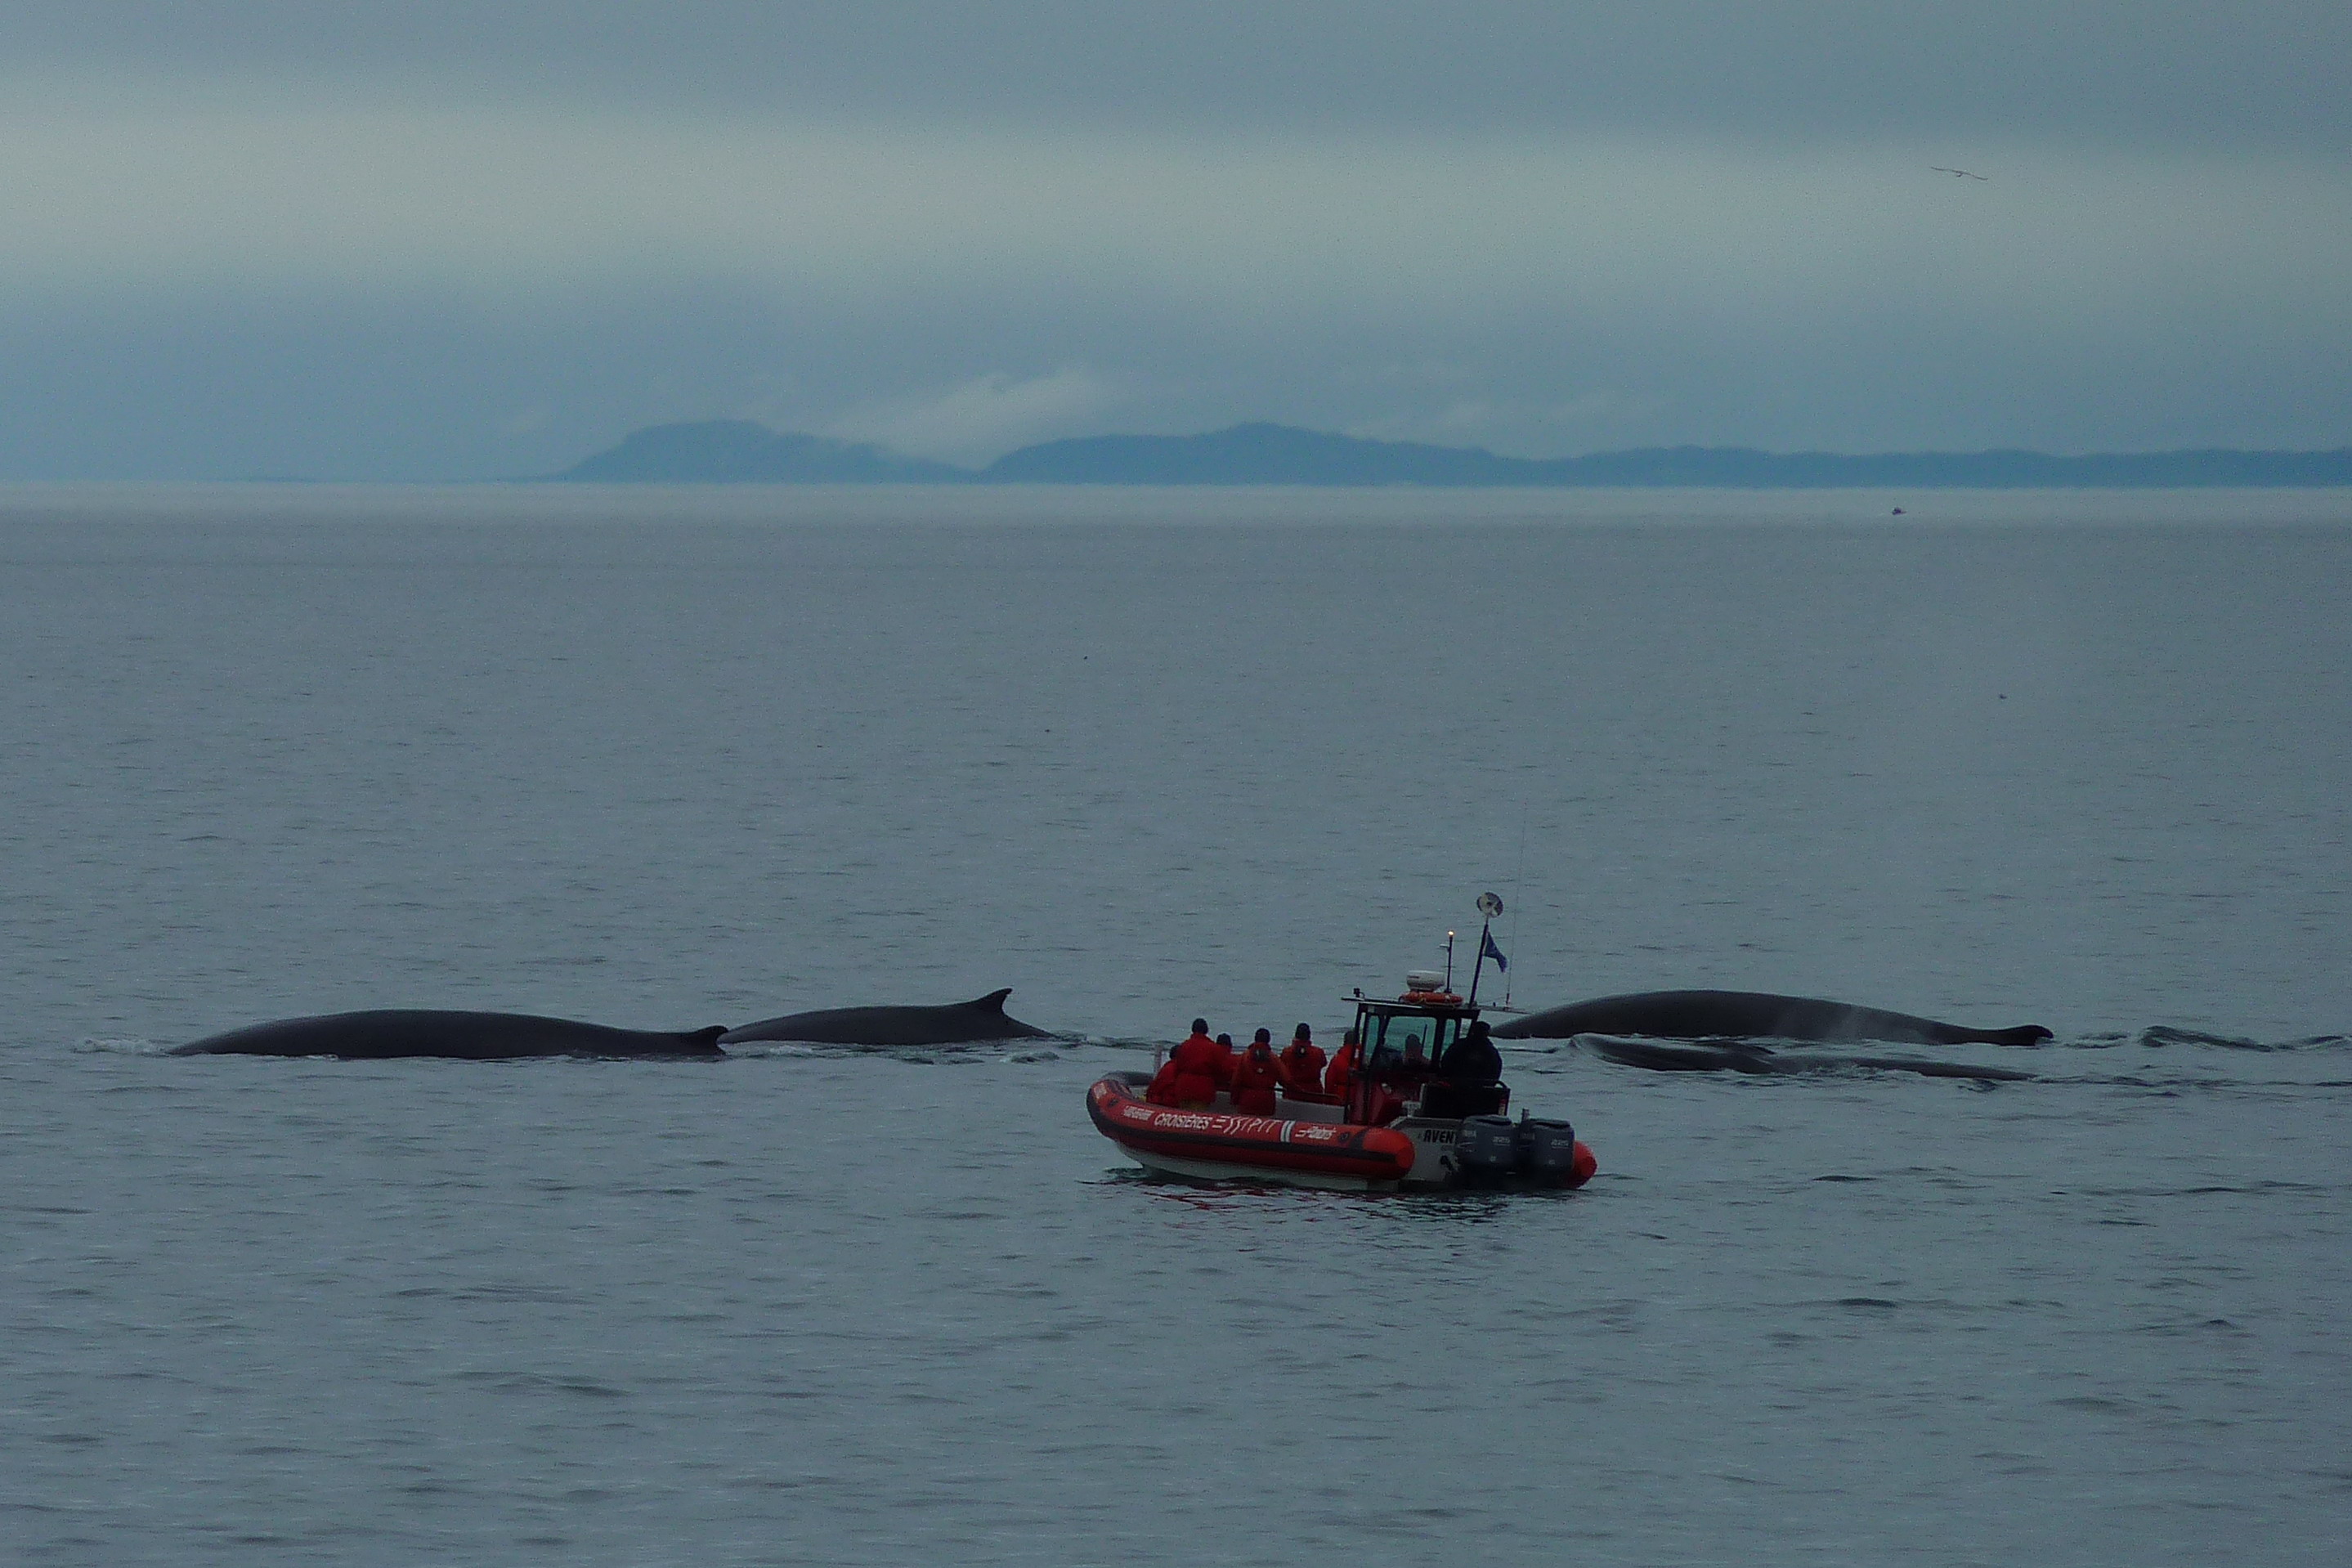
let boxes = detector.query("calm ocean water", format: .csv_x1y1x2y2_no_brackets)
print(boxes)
4,483,2348,1566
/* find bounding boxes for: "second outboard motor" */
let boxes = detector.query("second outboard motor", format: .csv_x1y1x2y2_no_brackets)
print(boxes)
1515,1115,1579,1180
1456,1113,1519,1180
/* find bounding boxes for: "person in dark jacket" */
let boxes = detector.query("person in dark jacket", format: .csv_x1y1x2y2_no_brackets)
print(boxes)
1231,1028,1282,1114
1448,1019,1503,1086
1422,1019,1507,1117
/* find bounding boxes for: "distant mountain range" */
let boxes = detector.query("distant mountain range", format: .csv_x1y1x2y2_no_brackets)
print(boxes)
555,419,2352,487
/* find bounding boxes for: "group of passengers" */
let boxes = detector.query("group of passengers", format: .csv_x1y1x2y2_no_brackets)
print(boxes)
1147,1019,1355,1112
1145,1015,1504,1120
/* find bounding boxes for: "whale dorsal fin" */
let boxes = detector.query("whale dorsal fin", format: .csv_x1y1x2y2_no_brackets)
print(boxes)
969,988,1015,1011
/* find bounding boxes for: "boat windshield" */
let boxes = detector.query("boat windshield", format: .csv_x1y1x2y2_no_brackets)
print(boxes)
1361,1009,1463,1072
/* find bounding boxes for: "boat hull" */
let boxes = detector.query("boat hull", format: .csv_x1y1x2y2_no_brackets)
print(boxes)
1088,1075,1418,1185
1114,1145,1393,1192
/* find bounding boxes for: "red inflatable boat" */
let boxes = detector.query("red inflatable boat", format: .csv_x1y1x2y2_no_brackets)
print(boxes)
1089,936,1597,1192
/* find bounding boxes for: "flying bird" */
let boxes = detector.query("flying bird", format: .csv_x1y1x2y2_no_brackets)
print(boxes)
1931,166,1990,181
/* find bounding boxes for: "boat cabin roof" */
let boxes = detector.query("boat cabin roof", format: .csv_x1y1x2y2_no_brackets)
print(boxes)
1353,996,1480,1022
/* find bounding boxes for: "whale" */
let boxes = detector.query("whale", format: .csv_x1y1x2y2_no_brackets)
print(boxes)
1579,1034,2035,1082
718,988,1052,1047
171,1010,729,1060
1489,989,2051,1047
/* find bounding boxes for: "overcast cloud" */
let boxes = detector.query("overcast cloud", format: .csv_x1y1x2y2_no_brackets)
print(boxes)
2,2,2347,477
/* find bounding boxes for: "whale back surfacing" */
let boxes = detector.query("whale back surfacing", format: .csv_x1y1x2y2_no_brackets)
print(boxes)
172,1010,729,1060
1579,1034,2036,1082
1489,989,2050,1047
717,988,1052,1047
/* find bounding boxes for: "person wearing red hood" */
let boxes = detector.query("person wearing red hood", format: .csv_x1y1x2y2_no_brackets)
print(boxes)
1151,1019,1230,1108
1277,1024,1326,1099
1231,1028,1282,1114
1324,1028,1361,1098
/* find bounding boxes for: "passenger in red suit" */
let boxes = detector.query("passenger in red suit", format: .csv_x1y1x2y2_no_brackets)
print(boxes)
1231,1028,1282,1114
1163,1019,1227,1107
1324,1029,1361,1098
1277,1024,1326,1098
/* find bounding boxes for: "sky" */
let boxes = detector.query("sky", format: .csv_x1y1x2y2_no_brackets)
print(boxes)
3,2,2349,478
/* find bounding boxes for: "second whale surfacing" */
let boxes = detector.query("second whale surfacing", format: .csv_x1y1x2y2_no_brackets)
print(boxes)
1490,989,2051,1047
718,988,1052,1047
171,1010,729,1060
1579,1034,2036,1082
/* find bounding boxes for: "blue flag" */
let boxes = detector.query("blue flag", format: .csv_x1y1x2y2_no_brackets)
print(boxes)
1481,929,1508,971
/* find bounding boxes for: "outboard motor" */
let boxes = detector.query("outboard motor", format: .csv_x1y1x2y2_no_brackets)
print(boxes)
1515,1115,1579,1181
1456,1113,1520,1180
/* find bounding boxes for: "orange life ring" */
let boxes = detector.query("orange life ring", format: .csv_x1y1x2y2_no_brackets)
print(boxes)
1400,989,1463,1005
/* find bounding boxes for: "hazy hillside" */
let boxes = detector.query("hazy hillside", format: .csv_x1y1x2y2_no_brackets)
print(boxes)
555,420,2352,487
981,422,1534,484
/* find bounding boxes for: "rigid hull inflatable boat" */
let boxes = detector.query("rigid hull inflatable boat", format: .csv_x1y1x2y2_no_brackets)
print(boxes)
1089,921,1597,1192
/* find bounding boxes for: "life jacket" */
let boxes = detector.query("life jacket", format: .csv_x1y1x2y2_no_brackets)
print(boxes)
1146,1059,1183,1105
1167,1032,1226,1105
1231,1042,1282,1114
1277,1041,1327,1096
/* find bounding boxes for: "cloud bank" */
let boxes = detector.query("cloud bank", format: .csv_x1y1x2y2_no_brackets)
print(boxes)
1,5,2346,478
